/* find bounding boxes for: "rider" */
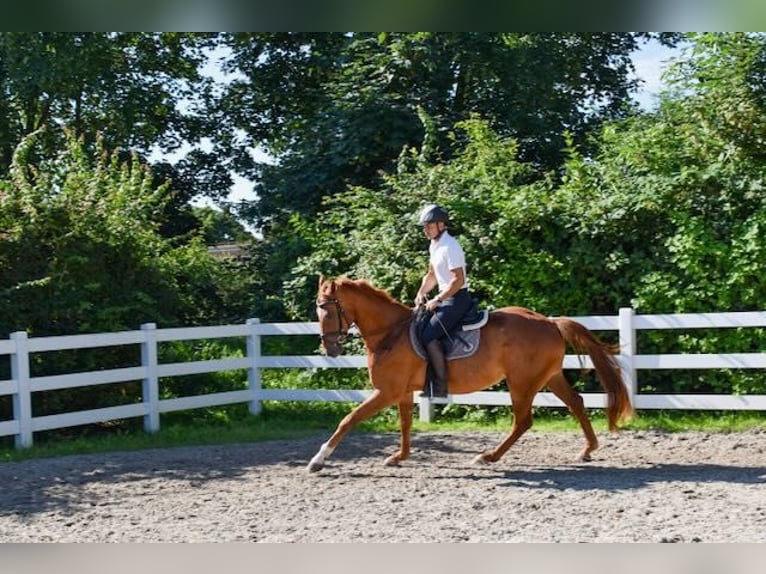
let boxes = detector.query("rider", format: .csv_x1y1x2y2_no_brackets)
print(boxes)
414,204,473,398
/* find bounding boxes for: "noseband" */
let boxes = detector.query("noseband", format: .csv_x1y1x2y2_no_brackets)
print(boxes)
316,298,351,347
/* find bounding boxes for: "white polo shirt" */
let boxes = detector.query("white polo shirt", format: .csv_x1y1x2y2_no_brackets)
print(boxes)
429,230,469,292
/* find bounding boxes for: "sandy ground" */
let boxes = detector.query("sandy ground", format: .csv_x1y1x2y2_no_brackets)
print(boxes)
0,428,764,542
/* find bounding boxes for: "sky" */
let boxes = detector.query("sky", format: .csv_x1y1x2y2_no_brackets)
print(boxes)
630,39,682,111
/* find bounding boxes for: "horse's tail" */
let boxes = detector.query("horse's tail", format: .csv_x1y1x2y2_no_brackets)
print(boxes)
554,318,634,430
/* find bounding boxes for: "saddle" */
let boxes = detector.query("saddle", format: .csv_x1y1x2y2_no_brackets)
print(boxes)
409,300,489,361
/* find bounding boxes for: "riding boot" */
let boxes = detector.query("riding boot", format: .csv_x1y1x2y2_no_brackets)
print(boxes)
422,339,448,398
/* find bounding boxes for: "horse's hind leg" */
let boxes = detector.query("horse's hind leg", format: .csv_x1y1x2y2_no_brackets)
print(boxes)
546,371,598,461
473,386,535,465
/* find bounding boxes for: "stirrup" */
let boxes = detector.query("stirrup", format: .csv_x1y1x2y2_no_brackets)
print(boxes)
419,380,448,400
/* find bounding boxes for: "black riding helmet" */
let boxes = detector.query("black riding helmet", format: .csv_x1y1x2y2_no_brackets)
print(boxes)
417,204,449,225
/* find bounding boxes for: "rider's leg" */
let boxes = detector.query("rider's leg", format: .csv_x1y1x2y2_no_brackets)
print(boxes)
419,316,449,398
424,339,448,397
417,290,473,399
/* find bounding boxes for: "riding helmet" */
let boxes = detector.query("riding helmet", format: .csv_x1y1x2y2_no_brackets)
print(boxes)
417,204,449,225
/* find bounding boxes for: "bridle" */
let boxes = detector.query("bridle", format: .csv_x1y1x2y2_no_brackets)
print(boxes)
317,293,417,354
316,297,352,348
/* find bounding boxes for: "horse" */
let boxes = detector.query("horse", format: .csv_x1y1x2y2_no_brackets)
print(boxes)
307,275,634,473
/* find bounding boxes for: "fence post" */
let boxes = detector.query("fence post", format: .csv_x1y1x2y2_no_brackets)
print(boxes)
418,394,434,423
618,307,637,408
247,318,262,415
10,331,33,449
141,323,160,433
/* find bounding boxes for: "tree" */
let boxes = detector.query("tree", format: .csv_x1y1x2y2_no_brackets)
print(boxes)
0,127,261,420
193,205,254,244
0,32,221,202
215,32,678,319
220,33,675,232
0,128,253,338
285,117,561,319
552,33,766,395
579,33,766,314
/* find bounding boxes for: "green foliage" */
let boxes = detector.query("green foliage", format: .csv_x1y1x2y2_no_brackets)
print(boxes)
0,129,259,336
0,128,258,418
1,129,175,336
286,115,609,318
221,33,673,320
193,205,253,244
5,32,766,442
286,34,766,398
0,33,215,175
552,33,766,394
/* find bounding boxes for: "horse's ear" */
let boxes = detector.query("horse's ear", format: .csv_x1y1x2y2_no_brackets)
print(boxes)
318,274,336,294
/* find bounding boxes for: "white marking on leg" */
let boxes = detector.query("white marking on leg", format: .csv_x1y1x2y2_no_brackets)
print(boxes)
308,441,334,469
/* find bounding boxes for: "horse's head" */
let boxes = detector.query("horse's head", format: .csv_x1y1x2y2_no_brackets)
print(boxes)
316,275,351,357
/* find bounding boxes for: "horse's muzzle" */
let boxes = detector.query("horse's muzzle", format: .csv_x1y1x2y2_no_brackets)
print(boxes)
322,341,343,357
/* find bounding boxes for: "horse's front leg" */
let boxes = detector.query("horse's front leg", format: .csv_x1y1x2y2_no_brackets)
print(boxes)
384,396,414,467
307,389,394,473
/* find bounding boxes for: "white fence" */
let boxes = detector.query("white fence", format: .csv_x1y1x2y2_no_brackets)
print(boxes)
2,308,766,449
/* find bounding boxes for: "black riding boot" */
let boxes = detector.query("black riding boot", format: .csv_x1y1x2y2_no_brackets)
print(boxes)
422,339,448,398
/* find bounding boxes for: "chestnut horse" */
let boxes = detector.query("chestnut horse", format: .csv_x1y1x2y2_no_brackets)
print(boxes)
307,276,633,473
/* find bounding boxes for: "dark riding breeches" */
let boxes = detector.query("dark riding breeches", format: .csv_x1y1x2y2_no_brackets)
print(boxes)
420,288,473,345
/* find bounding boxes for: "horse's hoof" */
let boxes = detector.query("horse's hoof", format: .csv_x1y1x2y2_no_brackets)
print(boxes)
471,454,491,465
579,453,592,462
384,451,409,466
307,461,324,473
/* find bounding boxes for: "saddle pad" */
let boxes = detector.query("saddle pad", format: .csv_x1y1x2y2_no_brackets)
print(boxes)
409,320,481,361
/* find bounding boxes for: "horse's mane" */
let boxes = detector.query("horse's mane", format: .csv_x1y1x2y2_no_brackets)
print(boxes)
333,277,412,353
333,277,408,309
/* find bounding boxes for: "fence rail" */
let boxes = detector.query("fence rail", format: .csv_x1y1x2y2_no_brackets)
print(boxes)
2,308,766,449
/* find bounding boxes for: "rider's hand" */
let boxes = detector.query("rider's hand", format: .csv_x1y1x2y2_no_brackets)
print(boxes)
415,293,427,307
425,298,440,312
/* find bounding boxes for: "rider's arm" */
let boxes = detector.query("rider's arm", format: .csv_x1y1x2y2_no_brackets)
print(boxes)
415,265,437,304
